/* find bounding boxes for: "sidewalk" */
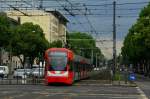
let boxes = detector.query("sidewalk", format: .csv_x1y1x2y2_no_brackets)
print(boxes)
134,74,150,99
112,80,137,87
111,71,137,87
135,74,150,81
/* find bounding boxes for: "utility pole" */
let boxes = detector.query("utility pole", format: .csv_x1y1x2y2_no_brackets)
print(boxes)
96,53,98,68
91,49,93,64
113,1,117,78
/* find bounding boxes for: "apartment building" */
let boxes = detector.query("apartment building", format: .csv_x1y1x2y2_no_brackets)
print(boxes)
6,10,68,43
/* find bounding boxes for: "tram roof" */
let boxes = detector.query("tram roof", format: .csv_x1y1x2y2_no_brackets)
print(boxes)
46,48,72,52
74,55,91,64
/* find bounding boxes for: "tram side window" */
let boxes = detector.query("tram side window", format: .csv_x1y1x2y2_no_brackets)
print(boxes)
84,64,86,71
69,61,73,71
81,64,83,71
82,64,84,71
74,62,79,72
86,64,88,71
88,64,91,71
90,65,93,71
89,65,92,71
78,63,80,72
83,64,85,71
79,63,81,72
77,63,80,72
73,62,76,72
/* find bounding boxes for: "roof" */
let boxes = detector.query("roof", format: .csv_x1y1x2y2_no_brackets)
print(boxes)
74,55,91,64
45,48,91,64
46,48,72,53
8,17,19,25
45,10,69,23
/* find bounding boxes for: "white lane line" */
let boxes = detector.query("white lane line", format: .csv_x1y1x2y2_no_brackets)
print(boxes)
136,87,148,99
111,97,136,99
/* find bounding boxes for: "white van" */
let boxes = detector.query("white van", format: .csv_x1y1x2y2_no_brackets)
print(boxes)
0,66,9,78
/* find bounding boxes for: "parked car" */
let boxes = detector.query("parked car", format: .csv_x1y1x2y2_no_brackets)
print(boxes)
0,66,9,78
32,64,40,68
24,69,32,76
13,69,32,79
31,68,44,78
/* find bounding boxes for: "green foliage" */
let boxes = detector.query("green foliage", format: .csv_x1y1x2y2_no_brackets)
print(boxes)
0,13,49,66
139,3,150,17
121,2,150,64
11,22,49,65
67,32,95,58
67,32,104,63
0,12,11,48
114,71,125,81
50,40,62,48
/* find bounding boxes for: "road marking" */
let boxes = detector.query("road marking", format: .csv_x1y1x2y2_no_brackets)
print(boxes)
33,92,141,97
111,97,136,99
2,91,9,94
136,87,148,99
74,84,112,86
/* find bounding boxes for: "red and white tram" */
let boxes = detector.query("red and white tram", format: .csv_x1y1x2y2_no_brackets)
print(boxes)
44,48,93,85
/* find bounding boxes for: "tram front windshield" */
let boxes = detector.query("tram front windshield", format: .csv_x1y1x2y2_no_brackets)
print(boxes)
48,52,67,71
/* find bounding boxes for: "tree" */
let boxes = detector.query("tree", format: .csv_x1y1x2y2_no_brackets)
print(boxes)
0,12,11,65
67,32,96,58
11,22,49,67
0,12,10,46
50,40,63,48
67,32,104,65
121,3,150,75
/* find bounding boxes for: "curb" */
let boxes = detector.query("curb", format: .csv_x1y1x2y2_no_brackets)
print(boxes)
74,83,112,86
112,83,137,87
74,83,137,87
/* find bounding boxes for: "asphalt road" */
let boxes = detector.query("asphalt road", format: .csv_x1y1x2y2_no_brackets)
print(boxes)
0,83,146,99
135,75,150,99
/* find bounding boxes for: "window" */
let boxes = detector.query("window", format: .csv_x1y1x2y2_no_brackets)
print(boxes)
48,52,67,71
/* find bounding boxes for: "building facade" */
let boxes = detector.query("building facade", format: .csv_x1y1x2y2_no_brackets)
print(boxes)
6,10,68,43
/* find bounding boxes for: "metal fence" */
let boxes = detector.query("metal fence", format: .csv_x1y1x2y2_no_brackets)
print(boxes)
0,78,44,85
0,67,45,85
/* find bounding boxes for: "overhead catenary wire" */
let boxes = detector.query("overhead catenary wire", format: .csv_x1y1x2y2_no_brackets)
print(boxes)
1,0,149,49
54,0,109,45
1,1,148,17
1,0,149,7
55,0,90,34
41,1,149,8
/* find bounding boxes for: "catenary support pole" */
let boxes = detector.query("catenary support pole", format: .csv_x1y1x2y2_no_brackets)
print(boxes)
113,1,117,80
